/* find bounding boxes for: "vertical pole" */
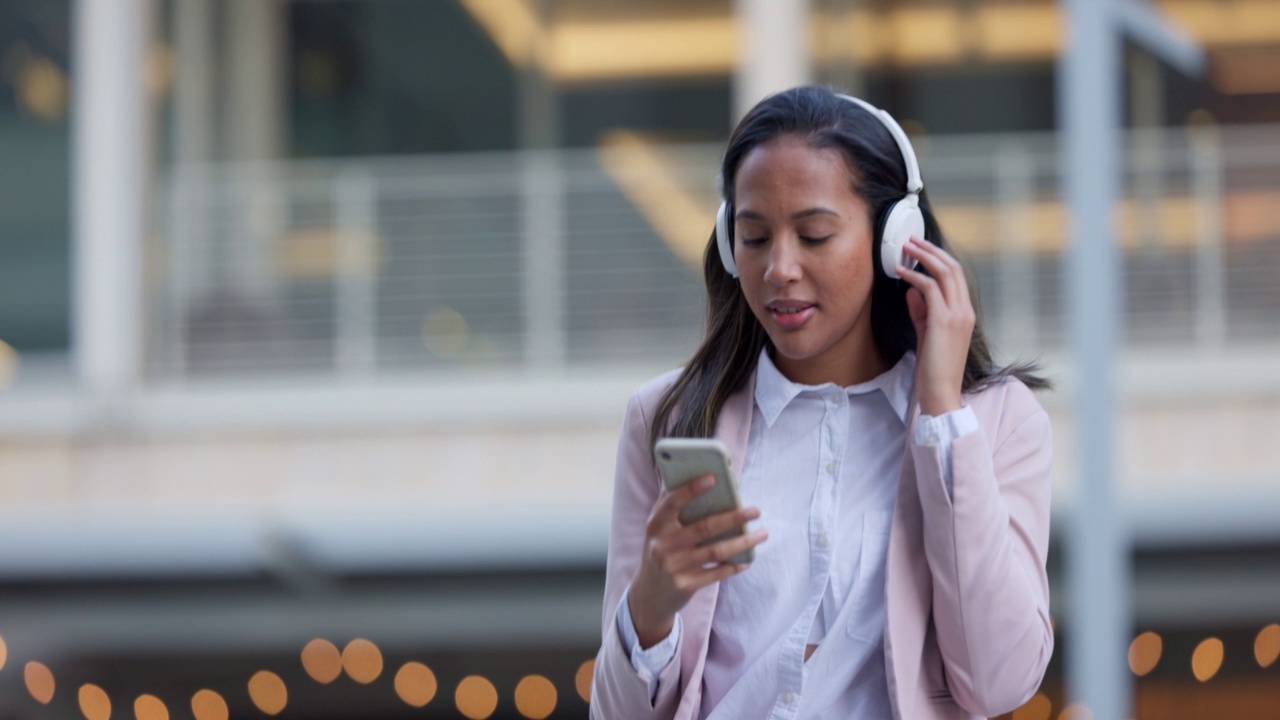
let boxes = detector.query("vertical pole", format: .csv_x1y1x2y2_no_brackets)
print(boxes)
73,0,151,396
169,0,217,379
1189,125,1226,350
334,171,379,377
1059,0,1131,718
734,0,811,121
519,0,565,371
224,0,284,299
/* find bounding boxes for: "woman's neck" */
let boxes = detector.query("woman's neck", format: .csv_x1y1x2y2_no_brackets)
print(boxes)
770,344,891,388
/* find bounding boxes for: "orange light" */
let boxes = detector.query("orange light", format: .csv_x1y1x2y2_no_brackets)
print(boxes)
1255,623,1280,668
1012,692,1053,720
248,671,288,715
24,661,55,704
455,675,499,720
1128,631,1163,676
0,633,7,670
134,694,169,720
574,660,594,703
1057,703,1093,720
78,684,112,720
341,638,384,684
301,639,343,684
191,689,229,720
394,662,438,708
1191,637,1224,682
514,675,557,719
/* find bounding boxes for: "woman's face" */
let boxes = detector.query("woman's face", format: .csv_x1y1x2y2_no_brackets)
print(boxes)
733,135,881,386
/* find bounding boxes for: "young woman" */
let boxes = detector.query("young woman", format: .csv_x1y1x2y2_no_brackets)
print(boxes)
592,86,1053,720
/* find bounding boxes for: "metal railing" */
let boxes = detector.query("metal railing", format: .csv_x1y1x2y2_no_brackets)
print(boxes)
152,125,1280,381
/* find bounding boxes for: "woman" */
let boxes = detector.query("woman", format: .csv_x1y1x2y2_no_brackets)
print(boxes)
592,86,1053,720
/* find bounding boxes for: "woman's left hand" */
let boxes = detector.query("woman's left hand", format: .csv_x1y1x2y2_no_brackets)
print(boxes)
897,235,975,416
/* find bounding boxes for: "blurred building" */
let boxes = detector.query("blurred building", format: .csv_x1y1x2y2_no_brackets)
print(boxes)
0,1,1278,719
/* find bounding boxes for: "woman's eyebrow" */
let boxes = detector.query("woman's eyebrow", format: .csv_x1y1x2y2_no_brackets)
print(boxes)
735,207,840,221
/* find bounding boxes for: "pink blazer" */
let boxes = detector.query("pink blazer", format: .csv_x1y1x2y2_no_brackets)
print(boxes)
591,368,1054,720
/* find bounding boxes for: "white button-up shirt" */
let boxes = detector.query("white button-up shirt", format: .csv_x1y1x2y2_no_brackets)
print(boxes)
618,349,977,720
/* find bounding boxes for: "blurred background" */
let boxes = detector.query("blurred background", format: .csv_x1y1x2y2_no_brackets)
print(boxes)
0,0,1278,719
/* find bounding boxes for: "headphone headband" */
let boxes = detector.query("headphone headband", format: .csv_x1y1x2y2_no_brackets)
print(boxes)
834,94,923,194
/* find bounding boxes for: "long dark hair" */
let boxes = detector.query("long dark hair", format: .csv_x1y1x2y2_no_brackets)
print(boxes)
650,86,1049,446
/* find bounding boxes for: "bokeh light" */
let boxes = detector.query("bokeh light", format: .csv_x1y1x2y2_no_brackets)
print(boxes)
394,661,438,708
1011,692,1052,720
248,671,288,715
1057,703,1093,720
341,638,384,684
134,693,169,720
0,633,7,670
514,675,557,719
1128,631,1163,676
78,684,111,720
1191,637,1225,682
575,660,594,703
1255,623,1280,668
25,661,55,704
191,689,229,720
455,675,499,720
301,639,343,684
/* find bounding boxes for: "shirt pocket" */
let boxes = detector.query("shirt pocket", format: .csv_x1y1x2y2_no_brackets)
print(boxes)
846,510,893,643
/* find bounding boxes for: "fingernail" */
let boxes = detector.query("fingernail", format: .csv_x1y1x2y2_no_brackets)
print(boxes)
696,475,715,491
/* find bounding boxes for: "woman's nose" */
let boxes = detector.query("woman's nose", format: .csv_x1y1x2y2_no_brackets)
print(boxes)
764,237,802,285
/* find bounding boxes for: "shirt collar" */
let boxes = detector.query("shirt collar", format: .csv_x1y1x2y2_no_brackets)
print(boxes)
754,348,915,427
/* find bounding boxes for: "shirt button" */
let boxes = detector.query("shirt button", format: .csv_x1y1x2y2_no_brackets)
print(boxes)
816,534,829,548
826,462,836,475
782,691,796,704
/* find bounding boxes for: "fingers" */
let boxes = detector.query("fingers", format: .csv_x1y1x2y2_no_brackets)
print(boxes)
663,527,768,582
671,505,761,549
899,236,973,316
646,474,715,535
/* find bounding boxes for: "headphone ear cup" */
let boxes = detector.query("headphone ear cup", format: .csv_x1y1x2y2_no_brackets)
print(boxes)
715,201,739,278
877,195,924,279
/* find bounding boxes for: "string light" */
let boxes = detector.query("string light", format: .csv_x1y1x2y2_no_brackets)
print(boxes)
248,671,288,715
342,638,384,684
191,689,229,720
78,684,111,720
0,632,7,670
1128,631,1163,676
1255,623,1280,668
25,661,55,704
514,675,557,719
1191,637,1224,682
456,675,499,720
394,662,438,708
575,660,594,703
301,639,343,684
134,693,169,720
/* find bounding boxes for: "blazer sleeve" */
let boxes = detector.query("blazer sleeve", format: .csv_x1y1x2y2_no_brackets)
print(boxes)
590,390,684,720
910,381,1054,717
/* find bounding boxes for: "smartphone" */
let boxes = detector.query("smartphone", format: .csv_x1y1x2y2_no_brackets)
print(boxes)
653,438,753,565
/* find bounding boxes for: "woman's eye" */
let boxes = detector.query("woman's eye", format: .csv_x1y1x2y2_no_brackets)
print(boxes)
801,235,833,245
739,236,767,247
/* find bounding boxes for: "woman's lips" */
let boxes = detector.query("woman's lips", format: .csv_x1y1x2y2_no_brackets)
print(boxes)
767,302,816,330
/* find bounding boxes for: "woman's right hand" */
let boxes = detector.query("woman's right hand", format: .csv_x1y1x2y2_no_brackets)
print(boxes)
627,475,768,648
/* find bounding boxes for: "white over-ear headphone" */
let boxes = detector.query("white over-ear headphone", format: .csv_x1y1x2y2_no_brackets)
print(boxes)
715,93,925,281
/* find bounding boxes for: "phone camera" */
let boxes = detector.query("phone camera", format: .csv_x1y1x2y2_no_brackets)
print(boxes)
660,451,672,461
